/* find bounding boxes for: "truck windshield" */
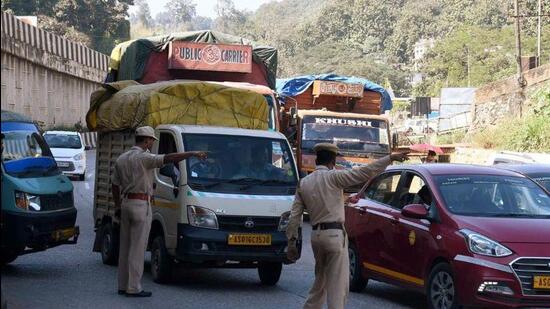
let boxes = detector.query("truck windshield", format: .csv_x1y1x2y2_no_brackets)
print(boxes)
183,134,297,192
301,116,389,154
1,129,60,178
435,175,550,218
44,133,83,149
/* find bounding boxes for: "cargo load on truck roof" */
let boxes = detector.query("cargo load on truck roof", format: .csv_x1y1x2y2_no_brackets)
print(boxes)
86,80,270,132
107,30,278,90
276,74,393,114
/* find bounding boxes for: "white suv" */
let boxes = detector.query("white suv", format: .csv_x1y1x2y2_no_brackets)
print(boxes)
43,131,88,180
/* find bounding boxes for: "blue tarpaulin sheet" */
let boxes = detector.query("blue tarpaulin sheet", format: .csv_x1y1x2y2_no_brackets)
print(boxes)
276,74,392,113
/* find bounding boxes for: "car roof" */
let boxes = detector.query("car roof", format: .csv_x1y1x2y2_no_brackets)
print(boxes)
156,124,287,139
386,163,525,177
44,130,80,135
493,163,550,175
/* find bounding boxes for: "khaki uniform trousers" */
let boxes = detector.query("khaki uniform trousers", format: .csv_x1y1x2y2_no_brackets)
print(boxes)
304,228,349,309
118,198,152,293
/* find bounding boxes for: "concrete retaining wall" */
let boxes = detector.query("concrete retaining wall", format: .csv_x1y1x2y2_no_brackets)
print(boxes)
0,12,109,127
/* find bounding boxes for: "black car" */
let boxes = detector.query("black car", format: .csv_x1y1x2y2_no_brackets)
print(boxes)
495,163,550,192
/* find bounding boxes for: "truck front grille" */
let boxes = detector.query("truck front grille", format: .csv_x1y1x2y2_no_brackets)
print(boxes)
510,257,550,296
39,192,74,211
217,216,279,232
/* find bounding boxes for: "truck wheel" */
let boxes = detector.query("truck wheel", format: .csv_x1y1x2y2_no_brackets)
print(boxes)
427,263,459,309
151,235,172,284
0,250,19,266
258,261,282,286
349,242,367,292
100,223,119,265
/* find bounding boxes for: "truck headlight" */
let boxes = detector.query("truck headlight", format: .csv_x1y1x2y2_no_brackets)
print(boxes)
73,153,84,161
187,205,218,229
14,191,41,211
460,229,512,257
278,211,291,231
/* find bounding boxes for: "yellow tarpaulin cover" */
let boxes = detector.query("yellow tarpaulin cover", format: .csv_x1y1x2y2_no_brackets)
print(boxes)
86,80,269,132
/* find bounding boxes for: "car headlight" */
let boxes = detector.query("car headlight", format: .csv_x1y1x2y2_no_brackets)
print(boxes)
14,191,41,211
460,229,512,257
187,205,218,229
73,153,84,161
278,211,291,231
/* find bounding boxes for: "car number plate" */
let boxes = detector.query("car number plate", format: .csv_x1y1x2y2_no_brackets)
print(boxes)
52,227,76,241
57,162,70,167
533,275,550,289
228,234,272,246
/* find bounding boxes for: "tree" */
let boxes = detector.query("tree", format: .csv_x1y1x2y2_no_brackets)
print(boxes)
213,0,248,34
2,0,133,54
165,0,196,26
135,0,152,28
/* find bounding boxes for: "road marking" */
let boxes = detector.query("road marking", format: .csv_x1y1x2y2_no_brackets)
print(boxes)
364,262,425,286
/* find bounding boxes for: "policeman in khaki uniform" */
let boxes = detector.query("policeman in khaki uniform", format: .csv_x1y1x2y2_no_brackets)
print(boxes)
286,143,408,309
111,126,207,297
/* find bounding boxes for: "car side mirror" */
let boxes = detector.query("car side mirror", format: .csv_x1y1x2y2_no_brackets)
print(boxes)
402,204,429,219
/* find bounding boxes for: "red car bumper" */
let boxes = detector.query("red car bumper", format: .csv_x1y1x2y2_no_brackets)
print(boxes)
452,255,550,308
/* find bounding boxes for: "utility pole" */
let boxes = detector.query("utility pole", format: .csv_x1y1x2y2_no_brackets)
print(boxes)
514,0,525,85
537,0,542,67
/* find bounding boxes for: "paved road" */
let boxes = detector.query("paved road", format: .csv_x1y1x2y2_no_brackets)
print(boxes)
1,151,426,309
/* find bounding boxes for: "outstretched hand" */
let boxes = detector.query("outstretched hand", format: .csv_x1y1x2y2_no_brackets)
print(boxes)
192,151,208,161
390,151,410,162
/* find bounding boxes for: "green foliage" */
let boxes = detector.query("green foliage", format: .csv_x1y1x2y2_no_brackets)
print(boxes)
472,114,550,152
2,0,132,54
436,129,467,145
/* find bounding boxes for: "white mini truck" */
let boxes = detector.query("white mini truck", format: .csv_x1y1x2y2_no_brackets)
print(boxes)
93,125,301,285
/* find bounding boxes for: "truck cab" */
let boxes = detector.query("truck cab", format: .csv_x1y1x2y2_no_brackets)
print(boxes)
293,110,391,190
93,125,301,285
1,110,79,265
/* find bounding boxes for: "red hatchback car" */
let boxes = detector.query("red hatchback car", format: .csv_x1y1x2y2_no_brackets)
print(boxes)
345,164,550,309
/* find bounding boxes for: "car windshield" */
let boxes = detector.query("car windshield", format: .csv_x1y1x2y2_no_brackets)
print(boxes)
301,115,389,154
1,130,59,178
525,172,550,192
44,133,82,149
183,133,298,191
435,175,550,217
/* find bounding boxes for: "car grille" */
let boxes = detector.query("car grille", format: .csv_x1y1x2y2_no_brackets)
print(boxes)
217,216,279,232
510,257,550,296
39,192,74,211
57,161,75,172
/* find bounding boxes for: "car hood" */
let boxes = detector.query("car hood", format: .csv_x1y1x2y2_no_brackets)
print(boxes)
454,216,550,244
50,148,83,159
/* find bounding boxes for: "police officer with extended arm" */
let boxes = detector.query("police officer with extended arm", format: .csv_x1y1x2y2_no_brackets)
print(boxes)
111,126,207,297
286,143,409,309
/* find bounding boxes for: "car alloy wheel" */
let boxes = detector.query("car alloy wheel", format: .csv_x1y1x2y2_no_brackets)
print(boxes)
430,269,456,309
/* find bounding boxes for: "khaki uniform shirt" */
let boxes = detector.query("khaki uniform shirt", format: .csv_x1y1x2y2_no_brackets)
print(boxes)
111,146,165,197
286,156,391,240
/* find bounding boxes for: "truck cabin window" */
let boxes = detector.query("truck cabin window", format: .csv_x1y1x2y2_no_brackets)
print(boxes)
183,134,297,192
301,116,389,155
157,132,180,187
1,130,59,178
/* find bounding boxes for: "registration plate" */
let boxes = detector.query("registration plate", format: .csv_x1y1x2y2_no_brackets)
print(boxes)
52,227,77,241
57,162,70,167
533,275,550,289
228,233,272,246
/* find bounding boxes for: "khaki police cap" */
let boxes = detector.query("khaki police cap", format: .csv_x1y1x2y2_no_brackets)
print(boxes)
135,126,158,141
313,143,339,155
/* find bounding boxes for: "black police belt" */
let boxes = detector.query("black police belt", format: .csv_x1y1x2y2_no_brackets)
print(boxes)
312,222,344,230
